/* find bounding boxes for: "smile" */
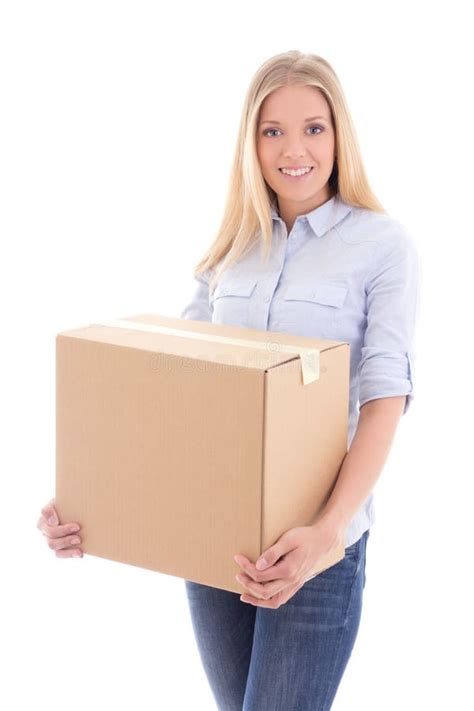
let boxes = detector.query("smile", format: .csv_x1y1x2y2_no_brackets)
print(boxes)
279,166,314,180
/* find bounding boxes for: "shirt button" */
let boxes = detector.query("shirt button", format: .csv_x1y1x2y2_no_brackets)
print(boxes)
264,296,271,303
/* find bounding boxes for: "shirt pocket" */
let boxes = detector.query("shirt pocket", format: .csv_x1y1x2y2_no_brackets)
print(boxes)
282,281,348,338
210,277,258,326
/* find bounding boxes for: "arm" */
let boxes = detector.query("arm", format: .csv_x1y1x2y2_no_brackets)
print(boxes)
314,395,407,541
316,222,421,544
180,269,213,323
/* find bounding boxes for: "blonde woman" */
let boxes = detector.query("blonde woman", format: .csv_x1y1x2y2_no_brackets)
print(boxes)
180,51,420,710
36,50,419,711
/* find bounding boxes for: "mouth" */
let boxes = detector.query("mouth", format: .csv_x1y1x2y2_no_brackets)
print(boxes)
278,167,314,181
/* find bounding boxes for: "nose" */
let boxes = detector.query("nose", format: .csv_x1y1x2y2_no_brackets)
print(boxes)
282,135,307,159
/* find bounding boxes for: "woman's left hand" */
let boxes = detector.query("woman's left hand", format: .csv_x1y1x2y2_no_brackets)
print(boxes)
233,519,344,608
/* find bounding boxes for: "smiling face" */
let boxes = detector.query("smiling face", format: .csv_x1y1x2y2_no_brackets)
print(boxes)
256,84,337,233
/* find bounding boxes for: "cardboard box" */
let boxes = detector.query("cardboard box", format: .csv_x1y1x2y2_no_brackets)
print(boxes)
55,313,350,593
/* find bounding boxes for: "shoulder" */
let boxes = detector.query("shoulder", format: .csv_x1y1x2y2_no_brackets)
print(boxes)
337,205,415,254
360,211,420,288
194,265,216,286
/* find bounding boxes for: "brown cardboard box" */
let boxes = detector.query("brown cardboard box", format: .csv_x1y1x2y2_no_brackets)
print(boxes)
55,313,350,593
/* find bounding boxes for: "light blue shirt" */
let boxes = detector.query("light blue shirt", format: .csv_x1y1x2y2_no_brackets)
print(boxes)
180,193,420,547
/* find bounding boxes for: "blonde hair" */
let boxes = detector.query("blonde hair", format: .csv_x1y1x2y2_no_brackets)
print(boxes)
194,50,386,296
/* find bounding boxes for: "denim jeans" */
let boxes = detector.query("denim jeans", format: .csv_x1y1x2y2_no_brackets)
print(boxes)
184,528,370,711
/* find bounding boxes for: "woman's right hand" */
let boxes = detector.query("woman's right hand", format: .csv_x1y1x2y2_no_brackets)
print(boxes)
37,497,83,558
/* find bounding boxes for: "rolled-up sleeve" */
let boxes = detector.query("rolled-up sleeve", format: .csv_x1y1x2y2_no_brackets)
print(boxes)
179,268,213,323
358,222,420,415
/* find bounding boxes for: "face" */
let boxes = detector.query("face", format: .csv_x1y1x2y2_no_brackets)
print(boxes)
256,84,337,230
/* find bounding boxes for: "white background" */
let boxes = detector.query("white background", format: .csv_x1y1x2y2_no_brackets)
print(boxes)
1,1,472,709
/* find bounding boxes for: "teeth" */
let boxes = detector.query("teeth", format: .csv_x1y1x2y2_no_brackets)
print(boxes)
281,167,312,176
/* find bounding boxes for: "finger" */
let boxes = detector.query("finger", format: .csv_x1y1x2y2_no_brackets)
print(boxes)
235,573,268,599
41,500,59,526
43,521,81,539
46,533,82,552
41,497,56,511
236,571,291,601
240,587,281,608
37,515,53,535
255,535,298,571
37,514,52,535
55,547,83,559
235,556,289,584
241,578,302,608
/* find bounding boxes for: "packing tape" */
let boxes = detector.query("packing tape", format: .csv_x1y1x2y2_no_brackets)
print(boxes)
92,319,320,385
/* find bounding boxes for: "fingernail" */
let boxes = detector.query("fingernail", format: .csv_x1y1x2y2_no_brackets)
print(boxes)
48,516,57,525
72,550,82,558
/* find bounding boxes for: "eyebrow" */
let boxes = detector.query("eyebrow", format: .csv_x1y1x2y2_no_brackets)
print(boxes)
259,115,330,125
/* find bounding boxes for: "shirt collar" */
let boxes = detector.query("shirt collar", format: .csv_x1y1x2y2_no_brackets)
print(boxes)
270,194,352,237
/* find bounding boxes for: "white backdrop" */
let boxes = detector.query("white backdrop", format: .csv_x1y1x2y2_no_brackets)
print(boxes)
1,1,472,709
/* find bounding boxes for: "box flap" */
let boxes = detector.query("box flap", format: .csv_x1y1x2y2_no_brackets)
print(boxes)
57,313,348,378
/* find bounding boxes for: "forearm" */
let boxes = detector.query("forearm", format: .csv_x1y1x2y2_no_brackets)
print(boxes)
315,395,407,539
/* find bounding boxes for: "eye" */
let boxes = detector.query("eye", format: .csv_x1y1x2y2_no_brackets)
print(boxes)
262,125,324,137
308,125,324,135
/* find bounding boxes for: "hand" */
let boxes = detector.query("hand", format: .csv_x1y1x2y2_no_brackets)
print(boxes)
233,519,343,609
36,497,83,559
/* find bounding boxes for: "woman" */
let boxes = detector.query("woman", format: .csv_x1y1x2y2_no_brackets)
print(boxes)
37,50,419,710
179,50,419,710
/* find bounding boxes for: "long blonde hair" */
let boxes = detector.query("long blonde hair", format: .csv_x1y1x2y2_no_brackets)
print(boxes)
194,50,386,296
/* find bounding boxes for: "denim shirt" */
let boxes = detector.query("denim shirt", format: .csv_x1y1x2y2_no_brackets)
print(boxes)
180,193,420,547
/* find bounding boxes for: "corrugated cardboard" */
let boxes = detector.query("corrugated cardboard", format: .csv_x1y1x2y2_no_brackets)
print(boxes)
55,313,350,594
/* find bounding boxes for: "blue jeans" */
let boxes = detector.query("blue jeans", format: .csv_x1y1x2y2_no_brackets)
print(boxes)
184,528,370,711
